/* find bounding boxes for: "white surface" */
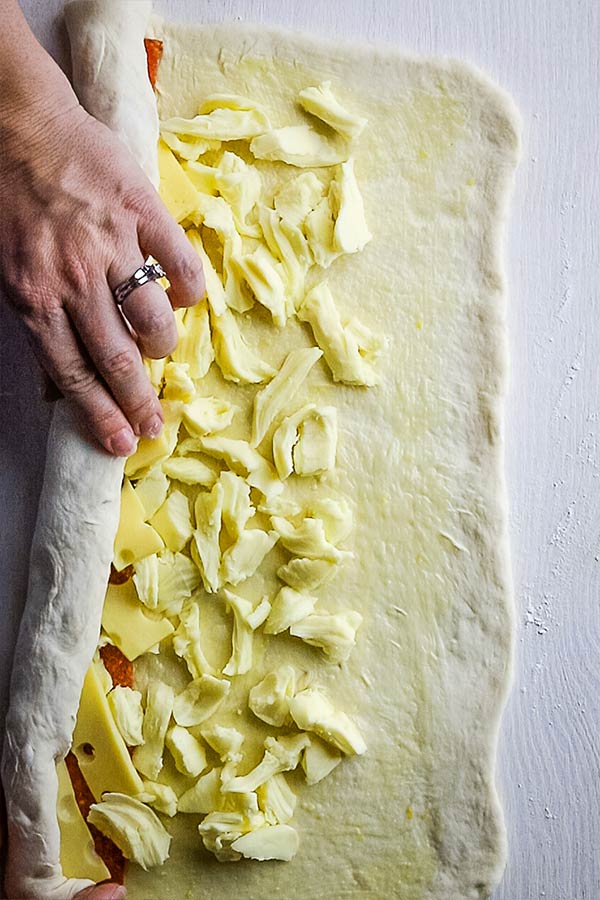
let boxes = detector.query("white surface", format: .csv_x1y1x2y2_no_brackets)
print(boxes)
1,2,598,899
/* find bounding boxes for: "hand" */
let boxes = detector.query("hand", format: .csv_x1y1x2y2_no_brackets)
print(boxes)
0,88,205,457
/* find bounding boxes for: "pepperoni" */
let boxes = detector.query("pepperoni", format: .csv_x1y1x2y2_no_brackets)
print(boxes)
108,564,133,585
64,752,127,884
99,644,134,689
144,38,163,91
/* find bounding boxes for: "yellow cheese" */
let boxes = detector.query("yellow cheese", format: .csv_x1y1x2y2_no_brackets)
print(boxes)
158,139,200,223
102,581,175,661
56,758,111,883
124,401,182,479
150,490,193,553
252,347,323,447
170,296,215,378
72,663,145,802
113,479,164,571
250,125,346,167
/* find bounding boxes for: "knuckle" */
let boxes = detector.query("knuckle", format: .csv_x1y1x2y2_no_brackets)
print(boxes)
100,347,139,380
135,306,175,337
59,361,97,397
60,251,92,294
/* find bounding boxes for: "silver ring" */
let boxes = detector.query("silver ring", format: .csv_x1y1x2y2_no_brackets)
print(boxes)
113,257,166,306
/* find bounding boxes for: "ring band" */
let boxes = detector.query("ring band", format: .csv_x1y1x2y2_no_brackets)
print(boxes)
113,257,166,306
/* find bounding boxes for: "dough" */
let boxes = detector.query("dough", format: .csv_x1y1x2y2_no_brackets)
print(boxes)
123,19,519,900
1,2,159,898
1,6,520,900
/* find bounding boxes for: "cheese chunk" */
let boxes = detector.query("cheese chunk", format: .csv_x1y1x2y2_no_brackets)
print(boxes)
173,601,215,678
257,774,297,825
158,139,200,222
231,823,299,861
216,151,262,236
178,767,222,814
155,551,201,615
161,105,270,142
107,685,144,747
102,581,175,661
250,125,346,168
186,231,227,316
72,663,145,802
211,308,277,384
161,131,220,161
219,471,255,539
271,516,349,562
259,207,310,302
88,793,172,870
163,361,195,403
173,675,231,727
263,588,317,636
182,396,237,437
132,682,175,781
56,759,111,883
272,404,337,479
304,195,341,269
297,282,381,386
170,296,215,377
138,780,178,817
277,557,337,592
298,81,367,141
124,401,183,479
220,529,279,588
305,497,353,543
290,609,363,663
274,172,324,226
113,479,164,571
248,666,299,727
232,246,289,327
192,481,224,593
166,725,209,779
163,456,218,487
301,736,342,785
252,347,323,447
330,157,372,254
201,725,244,763
222,735,310,794
288,688,366,756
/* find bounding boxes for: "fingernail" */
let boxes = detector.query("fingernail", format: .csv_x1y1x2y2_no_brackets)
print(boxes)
141,413,163,439
108,427,137,457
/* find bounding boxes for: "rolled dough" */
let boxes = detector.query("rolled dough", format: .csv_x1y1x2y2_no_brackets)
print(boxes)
123,19,520,900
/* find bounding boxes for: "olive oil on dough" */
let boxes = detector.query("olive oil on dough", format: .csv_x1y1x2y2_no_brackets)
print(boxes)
126,17,520,900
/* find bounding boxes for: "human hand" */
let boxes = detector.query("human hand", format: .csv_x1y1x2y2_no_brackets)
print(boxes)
0,76,204,457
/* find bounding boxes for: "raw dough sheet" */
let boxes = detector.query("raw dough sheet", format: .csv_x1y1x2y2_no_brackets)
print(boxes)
121,19,520,900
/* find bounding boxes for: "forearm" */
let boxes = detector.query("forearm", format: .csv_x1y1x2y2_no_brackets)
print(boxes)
0,0,79,119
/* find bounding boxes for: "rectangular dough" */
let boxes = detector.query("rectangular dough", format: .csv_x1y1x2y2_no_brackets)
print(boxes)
123,20,519,900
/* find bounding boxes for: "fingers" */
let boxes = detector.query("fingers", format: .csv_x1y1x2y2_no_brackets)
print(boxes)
65,276,165,439
75,884,126,900
108,255,178,359
136,196,205,309
26,305,137,457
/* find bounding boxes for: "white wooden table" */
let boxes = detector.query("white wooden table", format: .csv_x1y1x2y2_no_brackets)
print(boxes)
1,2,598,898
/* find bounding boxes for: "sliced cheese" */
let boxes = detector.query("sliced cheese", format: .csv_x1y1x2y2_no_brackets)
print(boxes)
72,663,145,802
150,490,193,553
113,479,164,571
102,581,175,661
56,759,111,883
158,139,199,223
